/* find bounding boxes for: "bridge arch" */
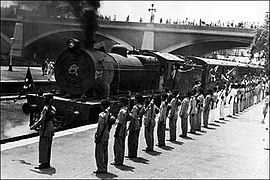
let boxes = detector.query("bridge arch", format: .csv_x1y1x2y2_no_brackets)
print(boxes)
160,37,252,53
24,29,133,49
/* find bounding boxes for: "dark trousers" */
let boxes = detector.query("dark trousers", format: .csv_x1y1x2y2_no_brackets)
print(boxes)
113,137,125,165
169,117,177,140
181,117,188,136
157,122,166,145
128,130,140,157
39,136,53,164
196,111,202,130
190,114,196,133
233,101,237,114
145,127,154,150
95,141,108,172
203,110,210,127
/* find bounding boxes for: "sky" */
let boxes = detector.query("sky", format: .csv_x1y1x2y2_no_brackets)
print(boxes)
98,1,269,24
1,1,269,24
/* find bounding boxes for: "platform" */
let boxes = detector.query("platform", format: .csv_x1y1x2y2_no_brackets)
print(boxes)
1,100,269,179
1,66,55,82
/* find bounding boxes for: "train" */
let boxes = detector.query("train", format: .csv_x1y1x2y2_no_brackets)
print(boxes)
22,38,264,129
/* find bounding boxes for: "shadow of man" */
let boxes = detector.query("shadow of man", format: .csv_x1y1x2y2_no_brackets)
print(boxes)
179,136,194,140
156,145,175,151
95,172,118,179
126,156,149,164
203,126,216,130
169,140,185,145
143,150,162,156
30,167,56,176
114,164,135,172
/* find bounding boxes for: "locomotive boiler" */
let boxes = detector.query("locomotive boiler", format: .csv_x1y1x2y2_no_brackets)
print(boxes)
55,39,160,99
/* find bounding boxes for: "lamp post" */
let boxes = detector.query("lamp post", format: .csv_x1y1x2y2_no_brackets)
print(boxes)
148,4,156,23
8,37,15,71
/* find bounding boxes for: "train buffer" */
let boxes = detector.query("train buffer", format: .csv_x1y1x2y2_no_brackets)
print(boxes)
1,100,268,179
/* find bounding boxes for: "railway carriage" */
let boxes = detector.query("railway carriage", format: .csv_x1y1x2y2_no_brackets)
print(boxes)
187,56,264,90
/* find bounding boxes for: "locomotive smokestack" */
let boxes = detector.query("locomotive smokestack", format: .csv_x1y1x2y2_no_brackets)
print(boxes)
68,0,100,49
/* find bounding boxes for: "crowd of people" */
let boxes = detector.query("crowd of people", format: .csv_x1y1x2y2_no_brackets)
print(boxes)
92,74,269,173
42,58,55,81
30,73,269,173
97,14,263,29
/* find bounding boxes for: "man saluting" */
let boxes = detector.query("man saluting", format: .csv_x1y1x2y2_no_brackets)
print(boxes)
93,99,115,174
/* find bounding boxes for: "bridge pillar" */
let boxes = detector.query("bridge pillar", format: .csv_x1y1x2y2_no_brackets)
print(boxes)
11,22,23,57
141,24,154,50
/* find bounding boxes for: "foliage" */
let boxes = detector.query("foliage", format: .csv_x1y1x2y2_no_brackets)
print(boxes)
1,1,101,20
250,12,269,75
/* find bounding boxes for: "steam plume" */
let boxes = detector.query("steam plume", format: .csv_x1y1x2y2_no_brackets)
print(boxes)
67,0,101,48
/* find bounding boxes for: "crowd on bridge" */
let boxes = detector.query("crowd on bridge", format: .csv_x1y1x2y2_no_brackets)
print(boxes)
97,14,263,29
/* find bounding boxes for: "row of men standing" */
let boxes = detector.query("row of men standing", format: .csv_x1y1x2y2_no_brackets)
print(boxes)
93,77,269,174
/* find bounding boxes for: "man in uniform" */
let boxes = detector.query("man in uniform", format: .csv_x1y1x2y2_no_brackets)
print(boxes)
168,91,180,141
111,97,131,166
196,88,204,131
30,94,55,169
127,93,144,158
94,99,115,173
189,88,197,133
203,89,212,128
179,90,191,137
143,97,159,151
209,86,217,124
157,93,169,146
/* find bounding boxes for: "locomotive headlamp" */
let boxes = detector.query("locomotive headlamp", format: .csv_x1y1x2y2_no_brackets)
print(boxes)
66,38,80,49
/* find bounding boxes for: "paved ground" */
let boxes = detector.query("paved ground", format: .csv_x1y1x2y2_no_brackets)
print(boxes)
1,99,269,179
1,66,55,82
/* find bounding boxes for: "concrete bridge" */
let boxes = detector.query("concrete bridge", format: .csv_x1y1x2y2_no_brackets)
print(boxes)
1,17,255,60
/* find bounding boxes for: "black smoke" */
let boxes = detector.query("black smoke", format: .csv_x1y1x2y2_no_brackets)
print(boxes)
67,0,100,48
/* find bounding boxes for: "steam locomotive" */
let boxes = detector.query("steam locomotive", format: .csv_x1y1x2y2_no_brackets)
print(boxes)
55,39,160,100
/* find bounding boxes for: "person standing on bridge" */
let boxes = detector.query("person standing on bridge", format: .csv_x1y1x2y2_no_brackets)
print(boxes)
30,94,55,169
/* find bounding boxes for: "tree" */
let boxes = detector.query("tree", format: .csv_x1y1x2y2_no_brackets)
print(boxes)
250,12,269,75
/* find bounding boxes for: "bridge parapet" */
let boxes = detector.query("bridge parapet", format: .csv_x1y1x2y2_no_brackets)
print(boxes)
2,17,255,35
1,17,255,59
